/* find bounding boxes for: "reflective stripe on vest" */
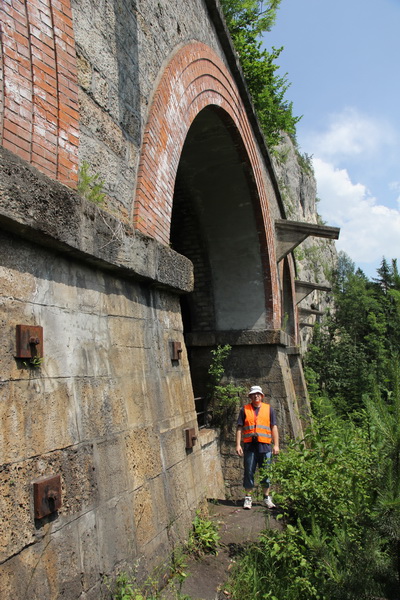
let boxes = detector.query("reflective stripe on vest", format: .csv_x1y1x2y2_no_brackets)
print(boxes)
243,403,271,443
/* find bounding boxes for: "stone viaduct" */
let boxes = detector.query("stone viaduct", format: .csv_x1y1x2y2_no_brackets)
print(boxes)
0,0,339,597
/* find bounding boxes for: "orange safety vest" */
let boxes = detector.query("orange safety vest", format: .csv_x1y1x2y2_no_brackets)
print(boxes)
243,403,272,444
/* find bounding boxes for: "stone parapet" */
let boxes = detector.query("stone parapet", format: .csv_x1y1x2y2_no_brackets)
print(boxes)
0,146,193,294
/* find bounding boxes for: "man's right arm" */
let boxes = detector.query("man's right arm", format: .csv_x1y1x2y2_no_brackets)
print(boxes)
236,425,243,456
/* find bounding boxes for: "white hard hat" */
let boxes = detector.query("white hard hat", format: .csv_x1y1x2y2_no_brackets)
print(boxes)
248,385,264,397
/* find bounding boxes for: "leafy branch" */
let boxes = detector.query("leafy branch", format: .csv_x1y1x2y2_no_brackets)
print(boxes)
220,0,301,146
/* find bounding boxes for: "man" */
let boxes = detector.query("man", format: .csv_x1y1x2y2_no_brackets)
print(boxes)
236,385,280,509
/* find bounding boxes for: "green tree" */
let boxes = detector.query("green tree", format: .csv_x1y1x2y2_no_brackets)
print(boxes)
306,255,400,413
220,0,301,146
365,371,400,593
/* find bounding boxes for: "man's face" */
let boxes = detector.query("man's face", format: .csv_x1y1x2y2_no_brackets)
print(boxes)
250,392,263,407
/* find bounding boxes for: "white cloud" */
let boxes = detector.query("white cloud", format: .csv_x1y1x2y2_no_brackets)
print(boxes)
299,107,400,276
313,157,400,266
304,107,396,161
389,181,400,207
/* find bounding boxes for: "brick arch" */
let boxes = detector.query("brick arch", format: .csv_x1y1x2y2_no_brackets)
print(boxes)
0,0,79,187
134,41,279,323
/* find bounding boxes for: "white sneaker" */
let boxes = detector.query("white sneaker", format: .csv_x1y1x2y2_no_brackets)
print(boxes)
243,496,252,509
263,496,275,509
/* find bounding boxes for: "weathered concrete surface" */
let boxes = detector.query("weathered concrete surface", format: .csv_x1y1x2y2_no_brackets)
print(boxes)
0,147,194,294
0,221,203,596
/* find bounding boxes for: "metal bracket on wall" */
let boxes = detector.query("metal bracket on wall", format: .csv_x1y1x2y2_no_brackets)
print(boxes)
171,341,182,361
33,474,62,519
15,324,43,360
185,427,197,449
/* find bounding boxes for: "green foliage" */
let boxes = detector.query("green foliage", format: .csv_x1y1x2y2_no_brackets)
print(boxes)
295,150,314,175
227,526,323,600
364,372,400,589
207,345,245,427
208,344,232,388
22,355,44,369
187,512,220,557
306,254,400,414
220,0,300,146
78,160,106,205
105,571,156,600
105,562,191,600
270,401,376,536
228,399,397,599
115,573,144,600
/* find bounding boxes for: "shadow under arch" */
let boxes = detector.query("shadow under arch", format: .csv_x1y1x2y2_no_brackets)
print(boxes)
280,256,297,343
171,105,272,333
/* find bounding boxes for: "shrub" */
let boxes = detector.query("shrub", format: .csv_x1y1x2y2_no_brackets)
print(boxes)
187,512,220,557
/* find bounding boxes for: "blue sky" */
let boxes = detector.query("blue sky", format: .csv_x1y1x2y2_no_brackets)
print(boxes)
263,0,400,279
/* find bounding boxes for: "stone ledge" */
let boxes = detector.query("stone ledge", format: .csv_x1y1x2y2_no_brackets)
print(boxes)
199,428,220,448
0,147,193,293
185,329,291,347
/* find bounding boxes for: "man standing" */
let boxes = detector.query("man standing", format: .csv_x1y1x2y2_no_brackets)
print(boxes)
236,385,280,509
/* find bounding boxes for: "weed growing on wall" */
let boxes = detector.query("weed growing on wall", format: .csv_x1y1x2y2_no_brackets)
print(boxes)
105,564,190,600
207,345,245,428
22,356,44,369
78,160,106,205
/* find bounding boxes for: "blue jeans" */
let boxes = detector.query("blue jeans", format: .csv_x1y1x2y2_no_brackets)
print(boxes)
243,447,272,491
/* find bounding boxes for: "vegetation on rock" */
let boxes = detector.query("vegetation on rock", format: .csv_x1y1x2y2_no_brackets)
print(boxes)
78,160,106,205
207,344,245,428
220,0,300,146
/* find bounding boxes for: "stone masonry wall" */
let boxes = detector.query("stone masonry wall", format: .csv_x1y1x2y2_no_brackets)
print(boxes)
72,0,225,224
0,147,219,598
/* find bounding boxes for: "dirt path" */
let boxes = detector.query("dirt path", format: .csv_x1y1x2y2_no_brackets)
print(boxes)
161,499,280,600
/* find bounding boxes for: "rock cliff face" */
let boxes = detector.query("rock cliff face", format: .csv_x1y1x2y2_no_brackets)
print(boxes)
272,134,338,351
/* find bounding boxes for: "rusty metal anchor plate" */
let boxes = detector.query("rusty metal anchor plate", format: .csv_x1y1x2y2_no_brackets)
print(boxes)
33,474,61,519
16,325,43,359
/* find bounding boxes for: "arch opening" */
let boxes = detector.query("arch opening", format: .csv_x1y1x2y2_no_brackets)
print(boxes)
170,106,271,411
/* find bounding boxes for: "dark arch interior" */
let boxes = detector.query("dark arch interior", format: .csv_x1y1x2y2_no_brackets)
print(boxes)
170,106,271,405
171,106,269,333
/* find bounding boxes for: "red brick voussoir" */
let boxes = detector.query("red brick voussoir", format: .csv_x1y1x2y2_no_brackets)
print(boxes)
134,41,279,325
0,0,79,188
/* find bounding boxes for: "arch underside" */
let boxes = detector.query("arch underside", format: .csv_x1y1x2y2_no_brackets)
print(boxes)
135,42,280,329
172,106,269,331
